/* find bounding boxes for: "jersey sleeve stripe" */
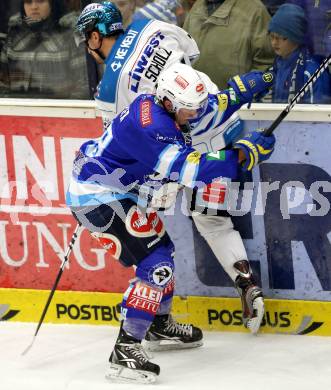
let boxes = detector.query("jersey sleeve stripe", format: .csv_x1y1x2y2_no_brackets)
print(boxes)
154,144,181,177
66,178,139,207
179,161,199,187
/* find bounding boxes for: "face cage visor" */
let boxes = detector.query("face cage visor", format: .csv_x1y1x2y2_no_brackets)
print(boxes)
74,17,96,46
174,95,209,119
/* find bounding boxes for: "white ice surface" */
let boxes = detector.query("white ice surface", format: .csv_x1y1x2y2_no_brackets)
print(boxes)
0,322,330,390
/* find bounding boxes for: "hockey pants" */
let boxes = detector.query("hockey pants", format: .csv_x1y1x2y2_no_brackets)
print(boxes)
71,199,175,341
192,213,248,281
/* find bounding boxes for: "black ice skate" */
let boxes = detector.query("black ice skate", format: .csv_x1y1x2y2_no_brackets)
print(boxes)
234,260,264,334
144,314,203,351
106,326,160,384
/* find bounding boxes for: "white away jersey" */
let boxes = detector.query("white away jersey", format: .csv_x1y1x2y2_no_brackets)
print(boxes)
95,18,200,126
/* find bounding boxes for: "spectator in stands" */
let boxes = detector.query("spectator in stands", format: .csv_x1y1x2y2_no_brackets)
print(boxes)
0,1,21,51
184,0,197,7
183,0,274,89
325,11,331,55
269,3,331,103
287,0,331,58
0,3,9,52
133,0,185,26
136,0,149,6
96,0,187,29
64,0,81,11
262,0,287,16
0,0,89,99
180,0,197,25
111,0,137,27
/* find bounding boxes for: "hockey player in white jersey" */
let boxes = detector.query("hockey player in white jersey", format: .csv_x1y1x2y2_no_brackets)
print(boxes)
75,2,275,334
66,65,276,383
76,2,200,127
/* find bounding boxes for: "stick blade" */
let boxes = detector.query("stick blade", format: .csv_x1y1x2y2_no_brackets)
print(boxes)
21,336,36,356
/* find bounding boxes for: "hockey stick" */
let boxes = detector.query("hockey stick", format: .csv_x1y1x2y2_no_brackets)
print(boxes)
263,54,331,136
21,222,82,356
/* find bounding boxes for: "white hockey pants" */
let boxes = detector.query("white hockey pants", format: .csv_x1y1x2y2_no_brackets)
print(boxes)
192,213,248,282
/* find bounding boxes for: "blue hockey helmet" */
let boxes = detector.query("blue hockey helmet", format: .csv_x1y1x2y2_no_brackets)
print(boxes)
76,2,124,40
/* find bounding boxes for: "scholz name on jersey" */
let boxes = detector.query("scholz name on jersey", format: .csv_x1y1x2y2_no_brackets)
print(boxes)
130,31,172,93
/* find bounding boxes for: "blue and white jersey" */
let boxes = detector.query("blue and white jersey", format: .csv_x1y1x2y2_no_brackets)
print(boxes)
189,69,275,153
189,83,243,153
66,95,240,207
96,17,273,153
94,16,275,155
95,18,200,127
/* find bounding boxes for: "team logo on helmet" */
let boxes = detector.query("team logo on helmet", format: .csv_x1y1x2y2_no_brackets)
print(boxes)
196,83,204,93
175,75,189,89
82,3,104,15
110,22,122,31
156,63,208,114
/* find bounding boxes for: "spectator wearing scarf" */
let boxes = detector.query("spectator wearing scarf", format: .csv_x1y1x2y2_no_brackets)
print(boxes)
269,3,331,103
287,0,331,58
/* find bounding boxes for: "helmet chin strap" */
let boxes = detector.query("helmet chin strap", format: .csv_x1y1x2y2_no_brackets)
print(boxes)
94,48,106,61
180,123,191,133
180,123,192,146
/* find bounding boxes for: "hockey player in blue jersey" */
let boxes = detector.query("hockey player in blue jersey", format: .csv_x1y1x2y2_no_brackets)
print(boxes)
75,2,276,338
66,64,276,383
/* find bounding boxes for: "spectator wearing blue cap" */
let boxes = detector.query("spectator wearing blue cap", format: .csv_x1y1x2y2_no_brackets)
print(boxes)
287,0,331,58
325,14,331,56
269,3,331,103
262,0,287,16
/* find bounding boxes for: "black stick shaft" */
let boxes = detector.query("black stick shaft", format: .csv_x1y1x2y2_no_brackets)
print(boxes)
263,54,331,136
34,223,81,337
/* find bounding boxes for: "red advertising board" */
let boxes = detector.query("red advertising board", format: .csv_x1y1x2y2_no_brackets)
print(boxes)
0,115,134,292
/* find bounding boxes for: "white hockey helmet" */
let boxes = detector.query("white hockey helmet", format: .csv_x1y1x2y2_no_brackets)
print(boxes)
156,63,208,117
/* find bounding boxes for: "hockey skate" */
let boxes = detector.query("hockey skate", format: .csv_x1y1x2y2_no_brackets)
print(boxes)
106,327,160,384
234,260,264,334
144,314,203,351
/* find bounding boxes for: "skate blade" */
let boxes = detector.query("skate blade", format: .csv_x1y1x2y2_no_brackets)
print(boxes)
247,297,264,335
105,363,158,384
144,339,203,352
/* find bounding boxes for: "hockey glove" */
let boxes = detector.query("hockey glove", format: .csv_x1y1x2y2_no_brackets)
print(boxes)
234,130,275,171
227,71,274,102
